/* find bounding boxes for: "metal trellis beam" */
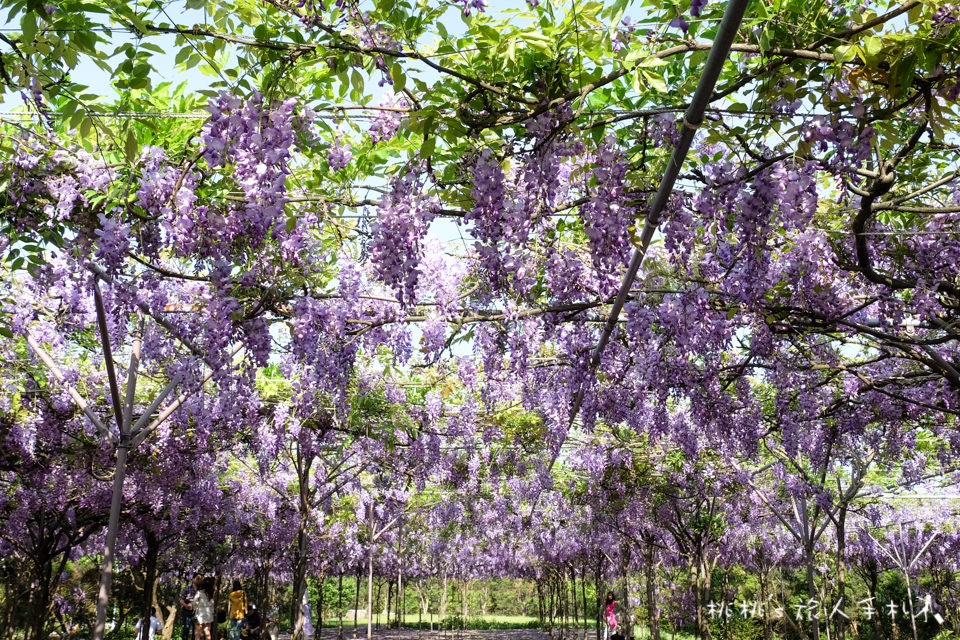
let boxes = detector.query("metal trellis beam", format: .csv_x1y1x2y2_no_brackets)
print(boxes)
567,0,753,425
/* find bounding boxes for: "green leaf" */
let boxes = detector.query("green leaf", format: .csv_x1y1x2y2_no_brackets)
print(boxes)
890,52,916,97
637,56,669,69
350,69,364,95
590,124,604,146
641,70,667,93
421,135,436,158
124,127,138,163
863,36,882,58
833,44,859,64
519,31,552,53
391,63,405,92
478,25,499,44
21,11,37,44
759,29,771,55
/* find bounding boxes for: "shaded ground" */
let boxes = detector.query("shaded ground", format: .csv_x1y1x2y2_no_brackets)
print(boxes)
289,630,552,639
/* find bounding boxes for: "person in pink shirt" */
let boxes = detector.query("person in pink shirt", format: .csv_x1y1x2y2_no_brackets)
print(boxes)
603,591,617,639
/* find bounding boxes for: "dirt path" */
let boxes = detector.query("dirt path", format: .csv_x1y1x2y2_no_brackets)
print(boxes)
290,629,552,639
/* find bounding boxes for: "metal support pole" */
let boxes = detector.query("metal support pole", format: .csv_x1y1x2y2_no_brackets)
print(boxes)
92,278,127,432
92,442,129,640
24,332,114,442
92,289,139,640
568,0,753,424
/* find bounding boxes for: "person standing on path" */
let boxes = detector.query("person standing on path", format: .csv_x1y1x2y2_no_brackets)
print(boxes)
228,580,248,640
194,576,216,640
603,591,618,640
136,615,163,640
179,574,201,640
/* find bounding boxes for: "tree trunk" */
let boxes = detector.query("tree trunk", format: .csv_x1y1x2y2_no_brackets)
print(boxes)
93,444,130,640
571,567,579,640
692,556,711,640
160,601,178,640
139,531,160,640
386,581,394,630
835,505,848,640
353,567,362,640
537,579,544,629
621,544,633,640
759,565,770,640
292,518,310,640
806,546,820,640
338,573,344,640
315,575,323,636
439,574,449,622
353,568,360,640
28,551,53,640
548,576,555,638
645,542,660,640
595,552,602,640
580,562,588,640
366,550,374,640
212,574,223,640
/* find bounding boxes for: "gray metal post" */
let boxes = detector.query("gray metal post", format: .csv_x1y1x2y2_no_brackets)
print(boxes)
569,0,753,424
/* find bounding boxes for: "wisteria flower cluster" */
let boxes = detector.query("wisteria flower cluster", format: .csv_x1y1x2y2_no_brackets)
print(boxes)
369,166,440,305
201,91,315,253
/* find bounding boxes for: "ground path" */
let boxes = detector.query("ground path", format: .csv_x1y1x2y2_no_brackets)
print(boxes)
289,630,552,639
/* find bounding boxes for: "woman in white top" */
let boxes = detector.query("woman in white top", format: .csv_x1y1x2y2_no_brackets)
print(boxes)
193,577,215,640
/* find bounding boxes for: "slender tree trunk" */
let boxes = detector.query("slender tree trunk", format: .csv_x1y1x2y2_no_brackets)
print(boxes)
581,561,588,640
867,560,882,638
353,568,360,640
440,574,448,622
139,531,160,640
759,565,771,640
338,573,343,640
366,550,374,640
93,445,129,640
806,546,820,640
417,581,423,633
319,574,325,636
549,575,556,639
835,506,848,640
645,542,660,640
386,581,393,630
621,544,633,640
212,574,223,640
726,569,735,639
595,552,602,640
375,580,383,628
570,564,580,639
537,579,544,629
292,473,312,640
397,572,402,629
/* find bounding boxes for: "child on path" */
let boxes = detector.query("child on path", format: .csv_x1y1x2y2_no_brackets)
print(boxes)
603,591,617,640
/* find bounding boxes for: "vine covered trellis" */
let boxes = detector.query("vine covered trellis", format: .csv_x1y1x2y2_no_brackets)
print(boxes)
1,0,960,639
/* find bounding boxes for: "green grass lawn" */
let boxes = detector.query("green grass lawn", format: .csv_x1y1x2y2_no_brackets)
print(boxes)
316,615,700,638
318,614,540,628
